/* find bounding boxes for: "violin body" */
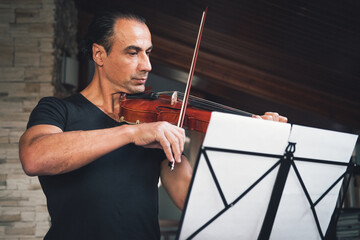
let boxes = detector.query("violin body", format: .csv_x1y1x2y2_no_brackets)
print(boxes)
119,93,211,133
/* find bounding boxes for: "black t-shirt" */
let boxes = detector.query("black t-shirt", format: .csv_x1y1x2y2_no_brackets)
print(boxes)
27,93,166,240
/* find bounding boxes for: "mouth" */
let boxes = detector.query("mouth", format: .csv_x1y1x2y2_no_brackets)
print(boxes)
132,75,147,84
132,78,147,84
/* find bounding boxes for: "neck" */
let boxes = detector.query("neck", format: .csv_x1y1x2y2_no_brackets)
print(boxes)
81,69,122,121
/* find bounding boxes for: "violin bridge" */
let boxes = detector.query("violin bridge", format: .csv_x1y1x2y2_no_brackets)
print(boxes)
171,91,178,105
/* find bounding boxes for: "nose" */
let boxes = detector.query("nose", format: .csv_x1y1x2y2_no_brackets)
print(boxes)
139,52,152,72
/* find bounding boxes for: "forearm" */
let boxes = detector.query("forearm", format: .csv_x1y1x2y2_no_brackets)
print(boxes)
19,124,134,176
161,156,193,210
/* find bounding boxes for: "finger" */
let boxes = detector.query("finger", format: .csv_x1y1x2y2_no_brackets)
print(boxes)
252,115,262,119
176,127,186,153
157,133,175,163
167,125,185,155
164,129,182,163
265,112,279,121
279,116,288,123
261,114,273,121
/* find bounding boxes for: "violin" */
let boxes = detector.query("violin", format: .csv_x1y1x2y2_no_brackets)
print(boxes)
118,91,252,134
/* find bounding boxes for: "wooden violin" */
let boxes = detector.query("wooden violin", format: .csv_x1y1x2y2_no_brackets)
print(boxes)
118,91,252,134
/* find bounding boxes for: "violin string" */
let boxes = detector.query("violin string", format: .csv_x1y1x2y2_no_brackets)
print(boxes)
175,92,252,116
156,91,252,116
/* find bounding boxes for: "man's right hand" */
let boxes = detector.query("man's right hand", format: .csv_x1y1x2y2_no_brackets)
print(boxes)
128,121,185,164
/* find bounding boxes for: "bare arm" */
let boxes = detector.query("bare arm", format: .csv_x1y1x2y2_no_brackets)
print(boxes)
160,155,192,210
19,121,185,176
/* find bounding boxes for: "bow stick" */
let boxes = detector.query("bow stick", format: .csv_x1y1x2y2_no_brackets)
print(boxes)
171,7,208,170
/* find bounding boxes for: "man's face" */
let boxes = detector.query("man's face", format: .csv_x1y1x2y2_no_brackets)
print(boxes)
102,19,152,94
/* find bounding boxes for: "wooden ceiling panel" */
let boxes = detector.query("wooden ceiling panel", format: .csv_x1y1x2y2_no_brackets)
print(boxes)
75,0,360,133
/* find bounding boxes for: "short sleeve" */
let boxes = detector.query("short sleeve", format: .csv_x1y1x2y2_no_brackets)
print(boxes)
27,97,67,130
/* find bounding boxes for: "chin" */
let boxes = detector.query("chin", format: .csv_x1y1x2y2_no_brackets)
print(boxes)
129,86,146,94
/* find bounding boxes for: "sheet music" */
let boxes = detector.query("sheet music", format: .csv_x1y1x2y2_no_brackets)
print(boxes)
271,125,357,239
178,112,358,240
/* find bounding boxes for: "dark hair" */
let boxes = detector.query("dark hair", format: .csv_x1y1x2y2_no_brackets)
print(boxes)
81,10,146,60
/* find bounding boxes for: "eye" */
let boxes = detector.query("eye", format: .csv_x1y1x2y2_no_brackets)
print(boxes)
128,51,138,56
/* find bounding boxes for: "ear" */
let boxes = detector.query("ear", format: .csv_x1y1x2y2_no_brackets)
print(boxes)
92,43,106,67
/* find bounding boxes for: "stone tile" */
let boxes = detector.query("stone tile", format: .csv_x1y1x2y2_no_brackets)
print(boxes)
6,178,30,191
9,23,29,38
0,121,26,128
24,83,40,93
24,67,52,83
35,206,48,213
0,101,23,113
19,195,46,206
39,10,55,23
15,8,40,24
0,112,29,122
11,0,42,8
0,39,14,67
0,174,6,186
6,146,21,159
1,206,34,213
15,38,39,53
0,24,11,39
22,99,40,113
0,9,15,24
0,82,24,94
0,0,11,8
35,221,50,237
28,23,54,38
20,237,44,240
39,83,54,95
5,222,35,235
0,67,25,82
20,211,35,222
0,199,20,207
0,213,21,222
35,224,48,235
35,211,48,222
10,129,26,143
0,130,9,144
39,38,53,53
0,163,23,175
0,226,5,238
42,0,55,5
14,52,40,67
27,184,41,191
39,53,54,67
0,137,8,144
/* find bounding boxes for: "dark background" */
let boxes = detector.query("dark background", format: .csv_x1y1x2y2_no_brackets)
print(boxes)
74,0,360,135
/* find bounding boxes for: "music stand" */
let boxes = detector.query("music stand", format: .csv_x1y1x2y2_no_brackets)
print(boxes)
177,112,358,240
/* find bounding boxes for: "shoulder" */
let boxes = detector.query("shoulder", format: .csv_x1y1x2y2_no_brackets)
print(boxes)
35,94,85,112
36,96,66,110
27,94,83,130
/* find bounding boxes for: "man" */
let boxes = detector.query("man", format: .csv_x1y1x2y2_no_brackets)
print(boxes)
19,10,287,240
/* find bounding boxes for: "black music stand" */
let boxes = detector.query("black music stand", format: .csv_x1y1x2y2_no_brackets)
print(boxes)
177,112,358,240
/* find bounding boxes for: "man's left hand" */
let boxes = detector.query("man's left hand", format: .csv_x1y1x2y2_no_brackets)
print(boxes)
253,112,288,123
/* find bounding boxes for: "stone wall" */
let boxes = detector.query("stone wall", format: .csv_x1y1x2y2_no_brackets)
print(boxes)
0,0,77,239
